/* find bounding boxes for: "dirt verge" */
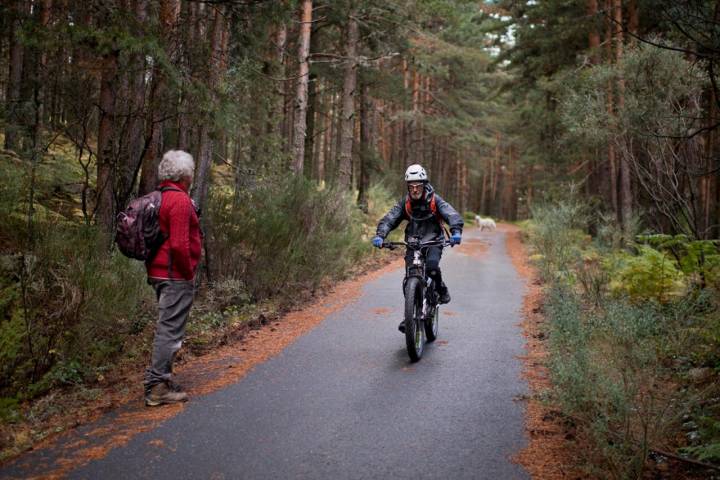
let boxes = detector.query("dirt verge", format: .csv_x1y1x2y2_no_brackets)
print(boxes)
503,224,583,479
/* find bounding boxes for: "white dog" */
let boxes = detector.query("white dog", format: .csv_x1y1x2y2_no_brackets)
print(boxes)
475,215,496,231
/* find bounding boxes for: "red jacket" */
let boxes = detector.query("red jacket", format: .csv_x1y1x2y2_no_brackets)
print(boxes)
146,180,202,281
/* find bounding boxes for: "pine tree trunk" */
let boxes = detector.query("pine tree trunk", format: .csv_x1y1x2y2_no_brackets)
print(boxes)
270,22,287,140
357,83,371,212
491,132,501,216
505,145,516,220
586,0,601,201
315,80,327,183
401,59,410,166
411,69,420,162
326,93,336,178
614,0,633,228
628,0,639,46
192,4,225,207
605,0,619,220
304,73,317,178
5,0,26,151
25,0,52,244
282,20,296,156
118,0,148,202
480,158,488,215
138,0,179,195
461,160,469,216
337,9,359,188
96,53,119,231
334,92,343,178
588,0,600,62
32,0,52,144
291,0,313,174
440,139,451,194
715,96,720,239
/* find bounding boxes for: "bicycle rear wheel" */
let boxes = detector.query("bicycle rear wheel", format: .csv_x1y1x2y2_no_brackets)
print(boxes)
404,276,425,362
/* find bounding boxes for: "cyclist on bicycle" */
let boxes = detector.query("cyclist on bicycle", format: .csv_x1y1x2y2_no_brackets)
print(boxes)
372,164,463,330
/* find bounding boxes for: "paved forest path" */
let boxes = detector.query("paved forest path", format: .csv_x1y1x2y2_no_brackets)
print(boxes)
1,226,529,480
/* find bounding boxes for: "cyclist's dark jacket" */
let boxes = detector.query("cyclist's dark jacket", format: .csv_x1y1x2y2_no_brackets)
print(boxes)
376,183,464,242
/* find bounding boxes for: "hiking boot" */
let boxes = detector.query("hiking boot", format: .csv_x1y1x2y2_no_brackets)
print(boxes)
167,379,184,392
145,382,189,407
398,320,406,333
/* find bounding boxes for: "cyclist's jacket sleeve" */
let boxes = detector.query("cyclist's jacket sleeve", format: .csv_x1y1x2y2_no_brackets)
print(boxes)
375,198,405,239
434,194,464,235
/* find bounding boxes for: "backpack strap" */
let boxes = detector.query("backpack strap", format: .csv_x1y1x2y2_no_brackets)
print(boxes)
405,193,451,239
430,194,451,239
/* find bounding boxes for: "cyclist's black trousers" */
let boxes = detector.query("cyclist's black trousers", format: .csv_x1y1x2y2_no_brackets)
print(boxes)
404,246,446,292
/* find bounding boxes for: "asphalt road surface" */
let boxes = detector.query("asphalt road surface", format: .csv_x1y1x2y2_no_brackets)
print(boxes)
2,227,529,480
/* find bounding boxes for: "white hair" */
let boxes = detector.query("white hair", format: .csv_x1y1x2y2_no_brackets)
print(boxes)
158,150,195,182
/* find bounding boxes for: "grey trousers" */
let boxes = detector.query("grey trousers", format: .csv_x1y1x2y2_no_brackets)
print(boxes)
144,279,195,392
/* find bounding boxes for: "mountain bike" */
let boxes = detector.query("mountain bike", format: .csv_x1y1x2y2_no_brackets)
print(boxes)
382,237,452,362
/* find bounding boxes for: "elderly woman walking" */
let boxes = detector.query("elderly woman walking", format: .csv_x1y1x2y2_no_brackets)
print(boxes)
144,150,202,406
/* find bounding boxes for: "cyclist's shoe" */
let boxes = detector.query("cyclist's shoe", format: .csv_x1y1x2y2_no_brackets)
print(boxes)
145,382,188,407
398,320,406,333
438,285,451,304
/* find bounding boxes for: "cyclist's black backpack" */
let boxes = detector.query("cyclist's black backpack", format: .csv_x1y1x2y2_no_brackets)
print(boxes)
115,187,180,260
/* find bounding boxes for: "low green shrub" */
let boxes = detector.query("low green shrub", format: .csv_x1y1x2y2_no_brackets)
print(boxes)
208,177,367,300
606,245,686,302
0,223,152,400
545,285,683,478
527,200,589,282
636,234,720,289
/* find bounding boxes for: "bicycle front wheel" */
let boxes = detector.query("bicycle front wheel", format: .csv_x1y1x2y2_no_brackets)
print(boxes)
404,276,425,362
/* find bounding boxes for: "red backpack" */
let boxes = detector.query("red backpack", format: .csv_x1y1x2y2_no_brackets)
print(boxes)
115,187,180,260
404,193,450,237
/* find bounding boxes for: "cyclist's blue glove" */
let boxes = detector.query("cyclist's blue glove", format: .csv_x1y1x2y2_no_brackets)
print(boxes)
450,232,462,246
372,236,384,248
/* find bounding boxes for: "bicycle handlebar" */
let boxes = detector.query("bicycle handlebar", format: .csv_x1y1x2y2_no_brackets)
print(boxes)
381,239,453,250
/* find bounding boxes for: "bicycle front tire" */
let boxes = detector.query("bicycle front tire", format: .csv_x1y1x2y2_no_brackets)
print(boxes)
404,276,425,362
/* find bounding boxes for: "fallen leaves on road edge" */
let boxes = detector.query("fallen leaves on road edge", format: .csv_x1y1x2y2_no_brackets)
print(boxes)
503,224,582,480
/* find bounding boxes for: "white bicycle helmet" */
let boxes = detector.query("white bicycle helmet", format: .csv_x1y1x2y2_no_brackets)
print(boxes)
404,164,428,182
